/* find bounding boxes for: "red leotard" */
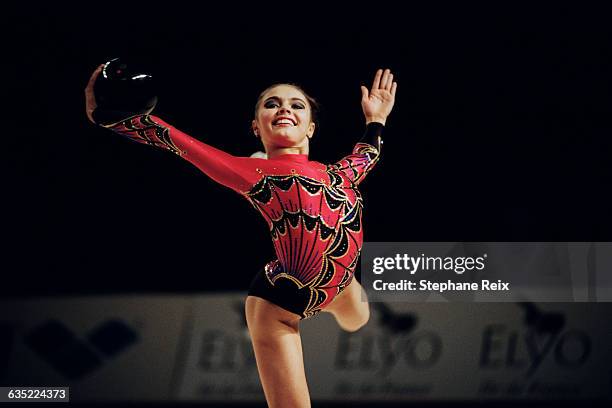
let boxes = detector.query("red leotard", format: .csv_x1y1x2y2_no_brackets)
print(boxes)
102,114,382,318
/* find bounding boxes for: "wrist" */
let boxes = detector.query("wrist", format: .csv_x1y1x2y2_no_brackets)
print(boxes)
365,116,386,126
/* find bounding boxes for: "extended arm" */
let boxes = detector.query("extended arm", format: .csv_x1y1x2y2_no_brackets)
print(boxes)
84,64,258,194
360,68,397,126
335,69,396,185
102,114,259,193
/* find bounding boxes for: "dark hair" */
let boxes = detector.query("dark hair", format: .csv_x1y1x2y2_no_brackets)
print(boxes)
254,83,320,129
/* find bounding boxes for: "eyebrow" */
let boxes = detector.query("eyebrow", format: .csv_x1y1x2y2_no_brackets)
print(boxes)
263,96,307,104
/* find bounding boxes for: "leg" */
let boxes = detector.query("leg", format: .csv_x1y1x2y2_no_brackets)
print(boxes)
323,277,370,332
245,296,311,408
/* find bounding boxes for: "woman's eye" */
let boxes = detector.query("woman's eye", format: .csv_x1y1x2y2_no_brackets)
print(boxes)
264,102,279,108
292,104,305,109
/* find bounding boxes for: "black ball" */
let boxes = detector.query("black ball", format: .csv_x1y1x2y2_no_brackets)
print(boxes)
92,58,158,125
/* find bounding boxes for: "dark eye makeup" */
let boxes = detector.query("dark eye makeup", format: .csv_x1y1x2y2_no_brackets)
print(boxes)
263,99,306,110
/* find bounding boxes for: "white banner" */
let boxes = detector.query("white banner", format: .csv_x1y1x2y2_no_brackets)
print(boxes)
302,302,611,400
176,296,612,401
174,293,263,402
2,295,611,401
0,296,187,402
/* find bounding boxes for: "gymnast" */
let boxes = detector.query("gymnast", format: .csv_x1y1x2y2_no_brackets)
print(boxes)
85,65,397,407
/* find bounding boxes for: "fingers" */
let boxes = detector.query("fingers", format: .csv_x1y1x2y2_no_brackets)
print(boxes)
391,81,397,97
85,64,104,91
385,73,394,91
85,64,104,124
380,69,391,90
360,85,369,101
371,69,383,90
372,68,396,92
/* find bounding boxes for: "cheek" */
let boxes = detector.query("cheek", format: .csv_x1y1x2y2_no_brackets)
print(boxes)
257,110,274,123
298,112,311,126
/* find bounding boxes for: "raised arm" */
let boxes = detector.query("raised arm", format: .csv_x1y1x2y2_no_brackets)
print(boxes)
84,64,259,194
335,68,397,185
361,68,397,127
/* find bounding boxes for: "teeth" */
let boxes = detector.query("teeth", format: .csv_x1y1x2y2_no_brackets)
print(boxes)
275,119,294,125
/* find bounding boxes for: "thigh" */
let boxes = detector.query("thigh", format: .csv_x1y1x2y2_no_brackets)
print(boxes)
322,277,370,331
324,277,367,315
245,296,311,408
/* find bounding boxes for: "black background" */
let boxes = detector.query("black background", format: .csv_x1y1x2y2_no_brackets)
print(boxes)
5,3,612,296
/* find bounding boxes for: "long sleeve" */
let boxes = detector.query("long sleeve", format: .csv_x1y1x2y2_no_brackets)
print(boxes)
333,122,383,185
100,113,260,193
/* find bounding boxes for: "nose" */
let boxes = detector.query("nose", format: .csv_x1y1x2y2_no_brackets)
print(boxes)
277,104,292,115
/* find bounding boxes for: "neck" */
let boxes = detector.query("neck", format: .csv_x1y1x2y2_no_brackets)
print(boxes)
267,147,308,159
265,142,309,159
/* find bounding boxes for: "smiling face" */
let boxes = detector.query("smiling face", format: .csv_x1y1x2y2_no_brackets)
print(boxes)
252,84,316,154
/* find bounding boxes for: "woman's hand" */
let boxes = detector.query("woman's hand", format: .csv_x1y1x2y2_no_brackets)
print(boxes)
84,64,104,124
361,68,397,125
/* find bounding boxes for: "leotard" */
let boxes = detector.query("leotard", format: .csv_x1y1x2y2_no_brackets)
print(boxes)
100,114,382,318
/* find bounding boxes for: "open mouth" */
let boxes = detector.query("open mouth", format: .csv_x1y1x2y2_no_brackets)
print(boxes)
272,118,296,127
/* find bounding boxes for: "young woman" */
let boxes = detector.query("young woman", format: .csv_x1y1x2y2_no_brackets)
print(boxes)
85,66,397,407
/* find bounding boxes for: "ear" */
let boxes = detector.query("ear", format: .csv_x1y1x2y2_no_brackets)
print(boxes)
251,119,259,137
307,122,316,139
